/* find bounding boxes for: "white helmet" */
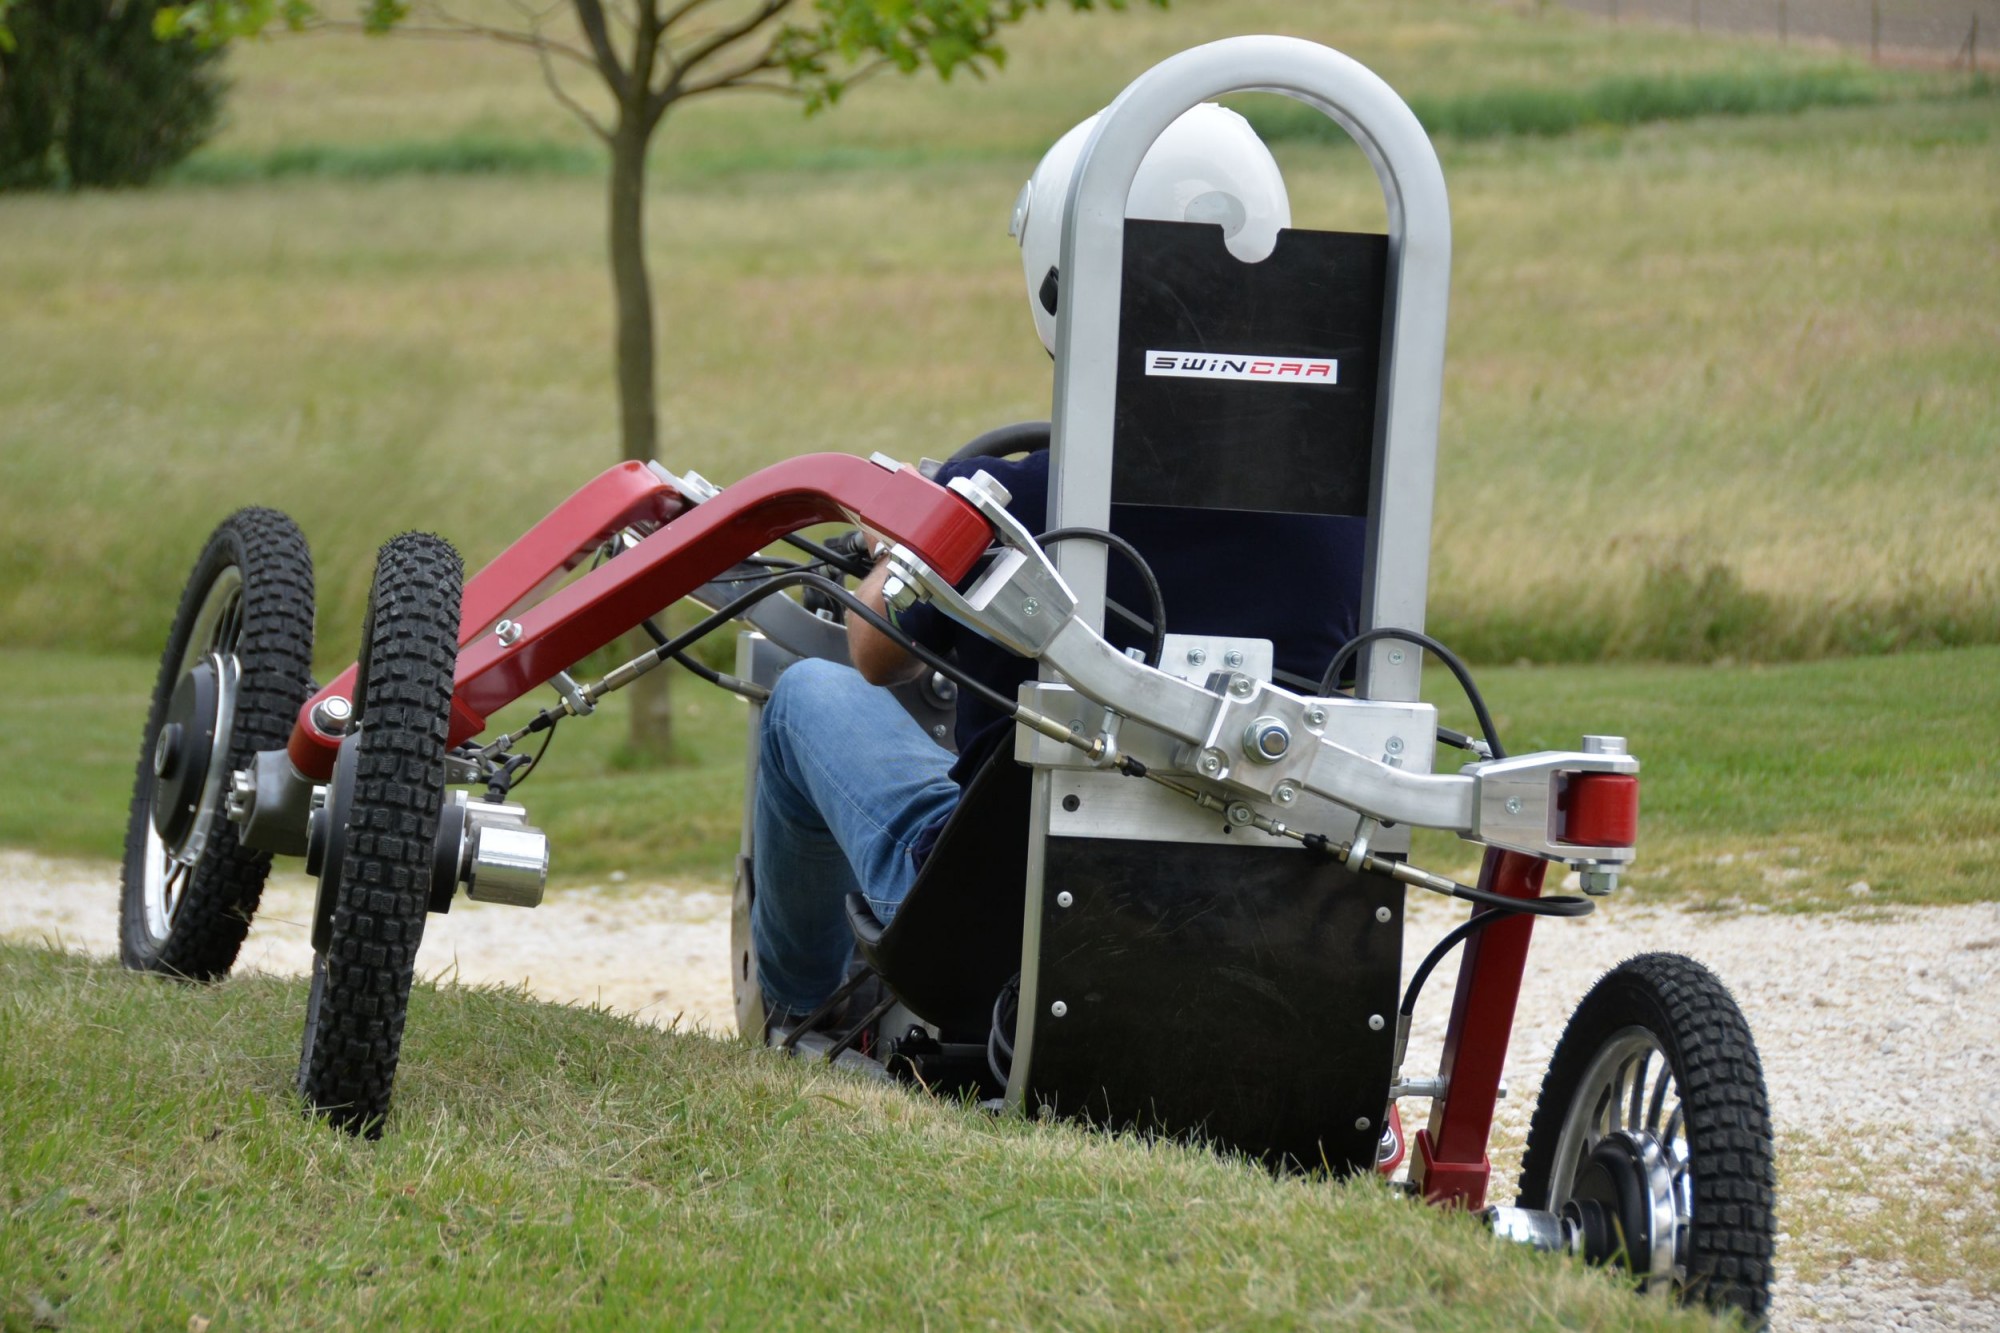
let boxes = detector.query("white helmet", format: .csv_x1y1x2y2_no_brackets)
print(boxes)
1009,102,1291,354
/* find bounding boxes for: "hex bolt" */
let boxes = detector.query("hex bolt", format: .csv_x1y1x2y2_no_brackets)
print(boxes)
1274,783,1298,805
1385,736,1404,755
1224,649,1244,667
1355,1116,1372,1132
1185,647,1207,667
1243,717,1291,763
1506,796,1524,815
1375,906,1392,924
1022,598,1040,617
1056,891,1074,909
1050,1000,1069,1018
311,696,354,735
495,619,524,646
1368,1013,1386,1031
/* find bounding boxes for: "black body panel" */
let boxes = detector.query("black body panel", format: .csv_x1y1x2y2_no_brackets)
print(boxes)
1112,220,1387,517
1026,839,1402,1173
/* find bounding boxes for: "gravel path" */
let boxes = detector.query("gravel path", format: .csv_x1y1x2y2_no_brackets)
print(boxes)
5,848,1995,1330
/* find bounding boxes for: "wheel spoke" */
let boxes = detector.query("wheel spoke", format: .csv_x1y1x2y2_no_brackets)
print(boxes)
162,858,187,921
1646,1063,1673,1133
1626,1050,1650,1131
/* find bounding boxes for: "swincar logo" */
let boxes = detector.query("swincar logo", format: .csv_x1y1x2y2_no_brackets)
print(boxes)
1145,351,1338,384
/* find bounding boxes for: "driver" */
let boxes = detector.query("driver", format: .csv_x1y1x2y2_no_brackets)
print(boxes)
750,104,1335,1031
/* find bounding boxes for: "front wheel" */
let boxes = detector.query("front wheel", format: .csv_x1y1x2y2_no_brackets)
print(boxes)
1516,952,1775,1322
297,532,462,1137
120,509,315,979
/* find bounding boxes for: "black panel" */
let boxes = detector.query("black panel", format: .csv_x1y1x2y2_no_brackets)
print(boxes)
853,751,1031,1037
1025,838,1401,1173
1113,220,1388,517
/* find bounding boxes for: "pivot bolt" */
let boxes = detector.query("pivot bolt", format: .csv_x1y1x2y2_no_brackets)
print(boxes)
310,696,353,736
1243,717,1291,763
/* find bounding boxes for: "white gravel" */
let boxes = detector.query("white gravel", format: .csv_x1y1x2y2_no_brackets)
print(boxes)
6,848,1995,1330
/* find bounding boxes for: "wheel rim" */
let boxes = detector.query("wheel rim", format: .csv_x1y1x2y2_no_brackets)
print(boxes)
1546,1025,1691,1288
141,566,246,944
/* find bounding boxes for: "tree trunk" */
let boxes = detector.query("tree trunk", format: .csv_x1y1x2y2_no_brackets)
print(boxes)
608,111,675,761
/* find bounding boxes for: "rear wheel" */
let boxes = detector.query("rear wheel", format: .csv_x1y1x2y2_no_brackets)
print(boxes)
120,509,315,979
297,532,462,1137
1517,952,1775,1322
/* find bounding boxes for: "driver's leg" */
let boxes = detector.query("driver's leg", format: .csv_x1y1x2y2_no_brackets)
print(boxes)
751,658,957,1018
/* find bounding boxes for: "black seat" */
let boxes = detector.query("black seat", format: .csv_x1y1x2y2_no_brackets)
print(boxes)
842,746,1031,1036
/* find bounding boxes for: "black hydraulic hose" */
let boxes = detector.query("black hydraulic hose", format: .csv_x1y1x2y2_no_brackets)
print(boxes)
780,532,872,580
1317,627,1508,761
1034,527,1168,667
631,568,1023,723
636,616,770,701
1400,911,1499,1019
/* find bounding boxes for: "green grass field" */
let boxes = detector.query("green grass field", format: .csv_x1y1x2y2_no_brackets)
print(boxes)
0,941,1727,1331
0,0,1993,664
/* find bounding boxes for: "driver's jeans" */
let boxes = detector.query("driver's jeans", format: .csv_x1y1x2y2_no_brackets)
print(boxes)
751,658,959,1018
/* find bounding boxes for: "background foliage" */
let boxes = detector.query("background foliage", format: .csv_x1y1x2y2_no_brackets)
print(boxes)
0,0,226,188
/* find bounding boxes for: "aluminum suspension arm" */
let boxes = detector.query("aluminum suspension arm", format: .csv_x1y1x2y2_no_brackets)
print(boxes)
881,471,1638,871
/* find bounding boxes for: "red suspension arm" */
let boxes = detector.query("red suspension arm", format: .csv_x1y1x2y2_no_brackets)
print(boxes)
1410,848,1548,1211
288,454,992,780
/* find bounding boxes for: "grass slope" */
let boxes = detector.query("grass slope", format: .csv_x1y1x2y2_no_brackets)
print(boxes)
0,943,1723,1331
9,645,1995,907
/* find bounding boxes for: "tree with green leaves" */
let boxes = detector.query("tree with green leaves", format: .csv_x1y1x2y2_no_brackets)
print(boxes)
145,0,1164,757
0,0,226,189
